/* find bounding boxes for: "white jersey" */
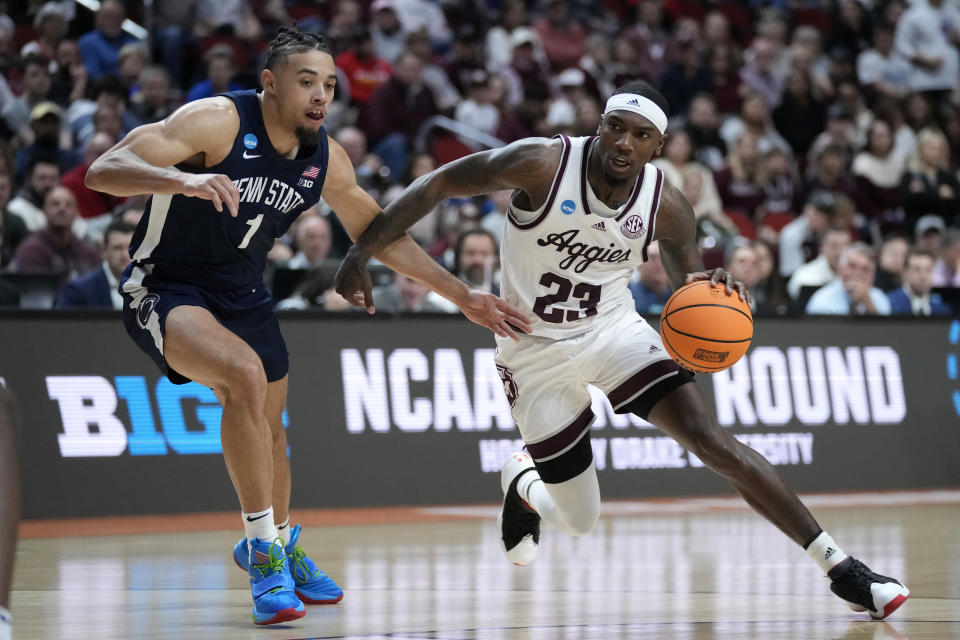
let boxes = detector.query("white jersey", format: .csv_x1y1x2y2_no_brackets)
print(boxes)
500,135,664,340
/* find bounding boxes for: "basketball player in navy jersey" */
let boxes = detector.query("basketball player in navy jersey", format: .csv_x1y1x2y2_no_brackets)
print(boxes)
86,25,529,626
335,81,910,620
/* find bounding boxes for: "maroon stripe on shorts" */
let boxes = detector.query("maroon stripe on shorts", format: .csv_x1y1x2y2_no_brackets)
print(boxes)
607,359,680,410
526,405,595,461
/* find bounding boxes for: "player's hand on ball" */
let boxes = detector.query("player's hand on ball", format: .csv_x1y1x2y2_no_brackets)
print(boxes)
686,267,751,305
334,246,376,313
460,290,532,340
180,173,240,217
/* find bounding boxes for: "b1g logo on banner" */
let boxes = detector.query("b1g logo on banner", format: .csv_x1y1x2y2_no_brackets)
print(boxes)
46,375,288,457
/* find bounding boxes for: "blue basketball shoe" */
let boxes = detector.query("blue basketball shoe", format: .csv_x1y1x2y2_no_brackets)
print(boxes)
234,524,343,604
246,538,305,626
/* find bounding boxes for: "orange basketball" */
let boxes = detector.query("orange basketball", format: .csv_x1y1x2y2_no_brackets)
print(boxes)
658,281,753,373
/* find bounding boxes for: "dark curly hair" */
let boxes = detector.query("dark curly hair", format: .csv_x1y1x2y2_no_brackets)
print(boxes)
264,24,332,71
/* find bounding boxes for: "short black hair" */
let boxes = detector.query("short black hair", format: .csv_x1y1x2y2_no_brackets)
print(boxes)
104,219,137,243
610,81,670,119
264,24,332,71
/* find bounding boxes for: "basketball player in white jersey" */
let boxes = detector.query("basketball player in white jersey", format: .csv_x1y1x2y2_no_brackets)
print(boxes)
334,81,909,620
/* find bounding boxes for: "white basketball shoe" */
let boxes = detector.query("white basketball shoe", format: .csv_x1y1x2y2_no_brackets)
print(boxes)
497,451,541,566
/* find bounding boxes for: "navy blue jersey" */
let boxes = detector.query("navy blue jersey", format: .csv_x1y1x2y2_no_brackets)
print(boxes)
128,90,329,290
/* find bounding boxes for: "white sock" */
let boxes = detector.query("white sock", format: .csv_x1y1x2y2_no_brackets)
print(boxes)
0,605,11,640
805,530,848,573
276,517,291,547
243,506,278,547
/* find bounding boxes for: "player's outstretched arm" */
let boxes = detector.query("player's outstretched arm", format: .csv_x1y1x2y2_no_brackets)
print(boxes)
656,182,750,303
322,139,532,338
85,98,241,217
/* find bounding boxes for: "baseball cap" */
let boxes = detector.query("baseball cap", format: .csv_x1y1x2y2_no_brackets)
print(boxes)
510,27,536,48
557,68,585,87
30,101,63,122
371,0,395,12
915,214,946,237
34,1,66,28
807,190,836,214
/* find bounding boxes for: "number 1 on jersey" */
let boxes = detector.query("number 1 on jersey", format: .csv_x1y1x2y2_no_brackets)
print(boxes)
238,214,264,249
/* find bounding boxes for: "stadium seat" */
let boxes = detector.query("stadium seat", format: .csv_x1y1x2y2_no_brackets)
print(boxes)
725,210,756,240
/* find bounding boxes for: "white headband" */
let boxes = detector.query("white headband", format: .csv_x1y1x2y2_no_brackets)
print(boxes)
603,93,668,135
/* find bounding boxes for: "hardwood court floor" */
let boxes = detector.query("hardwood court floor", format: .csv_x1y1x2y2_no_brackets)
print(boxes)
9,491,960,639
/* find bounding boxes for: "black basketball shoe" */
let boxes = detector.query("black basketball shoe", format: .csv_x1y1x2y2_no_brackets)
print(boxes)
828,557,910,619
498,452,541,566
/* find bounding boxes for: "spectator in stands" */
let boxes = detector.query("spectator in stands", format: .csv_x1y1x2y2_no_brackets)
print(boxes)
0,172,28,268
287,212,333,269
69,76,139,149
932,228,960,287
720,91,791,156
370,0,407,65
150,0,194,90
117,42,149,96
577,34,614,100
801,143,857,207
623,0,669,85
679,163,732,237
8,157,59,232
391,0,452,50
686,94,727,170
714,131,766,219
405,29,460,112
773,69,826,159
806,243,891,315
853,118,907,233
335,126,388,201
900,127,958,228
130,66,176,124
827,0,873,57
2,54,52,147
758,147,799,219
888,248,952,315
324,0,363,52
21,2,69,65
724,240,761,313
630,241,672,315
807,104,857,171
13,102,78,179
195,0,262,41
336,27,393,108
895,0,960,105
873,98,917,162
371,272,454,313
835,81,873,149
61,131,121,223
874,234,910,292
501,27,555,109
915,214,946,253
904,93,937,134
77,0,136,81
186,45,243,103
705,42,743,116
365,51,440,178
443,24,485,97
857,22,912,103
48,38,87,107
451,229,499,296
779,190,837,278
381,152,442,247
751,239,789,314
787,225,851,301
11,186,100,292
55,220,135,309
739,37,784,109
480,189,512,245
659,23,710,119
703,11,732,50
455,70,499,136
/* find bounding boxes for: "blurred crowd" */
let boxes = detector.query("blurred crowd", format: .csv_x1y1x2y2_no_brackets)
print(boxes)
0,0,958,318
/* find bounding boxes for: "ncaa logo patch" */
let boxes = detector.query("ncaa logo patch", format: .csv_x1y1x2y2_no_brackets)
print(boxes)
561,199,576,215
620,214,645,239
136,294,160,329
243,133,258,149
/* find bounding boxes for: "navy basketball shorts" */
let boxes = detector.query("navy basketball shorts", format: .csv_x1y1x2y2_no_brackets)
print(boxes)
118,262,289,385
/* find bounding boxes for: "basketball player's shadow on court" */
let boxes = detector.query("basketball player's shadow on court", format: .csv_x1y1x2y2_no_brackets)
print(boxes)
837,620,909,640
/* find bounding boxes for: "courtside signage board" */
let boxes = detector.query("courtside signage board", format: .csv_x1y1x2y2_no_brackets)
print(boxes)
1,314,957,517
